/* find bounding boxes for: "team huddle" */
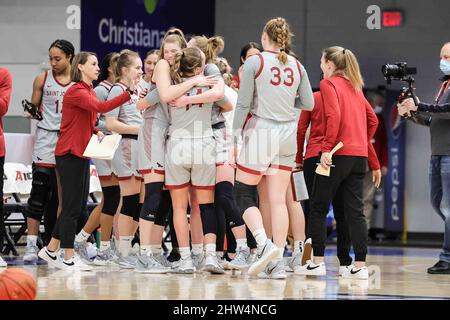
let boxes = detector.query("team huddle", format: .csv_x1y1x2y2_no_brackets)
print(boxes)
23,16,378,281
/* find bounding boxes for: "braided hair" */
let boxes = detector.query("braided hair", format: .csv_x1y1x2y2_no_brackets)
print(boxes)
49,39,75,63
170,47,203,84
263,17,293,65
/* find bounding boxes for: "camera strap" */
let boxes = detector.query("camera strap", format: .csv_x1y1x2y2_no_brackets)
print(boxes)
435,80,450,103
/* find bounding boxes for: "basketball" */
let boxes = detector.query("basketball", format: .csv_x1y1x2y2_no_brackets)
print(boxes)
0,268,37,300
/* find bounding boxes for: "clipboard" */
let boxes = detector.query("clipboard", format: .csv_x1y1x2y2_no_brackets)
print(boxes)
83,133,121,160
290,169,309,202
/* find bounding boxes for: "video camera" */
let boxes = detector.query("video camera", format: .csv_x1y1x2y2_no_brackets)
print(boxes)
381,62,418,105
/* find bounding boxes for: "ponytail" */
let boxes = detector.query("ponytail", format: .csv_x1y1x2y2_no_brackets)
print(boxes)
322,46,364,90
190,35,225,63
114,49,140,82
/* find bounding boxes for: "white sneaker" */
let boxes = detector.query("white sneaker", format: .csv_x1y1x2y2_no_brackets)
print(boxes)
341,265,369,280
228,247,250,270
61,255,94,271
204,255,225,274
248,239,279,276
191,252,205,271
247,252,257,265
339,265,353,277
171,257,195,274
258,260,287,280
286,248,303,272
38,247,65,269
86,242,98,259
295,260,326,276
93,248,113,266
23,242,39,264
135,254,170,274
0,256,7,267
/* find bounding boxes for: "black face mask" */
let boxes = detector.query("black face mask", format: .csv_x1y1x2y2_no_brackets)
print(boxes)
320,72,324,81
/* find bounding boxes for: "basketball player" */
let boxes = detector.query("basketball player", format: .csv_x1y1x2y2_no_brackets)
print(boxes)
23,40,75,263
165,47,227,274
233,18,314,279
105,50,144,268
134,30,189,273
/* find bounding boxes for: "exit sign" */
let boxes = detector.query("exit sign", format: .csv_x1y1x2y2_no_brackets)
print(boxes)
382,10,404,28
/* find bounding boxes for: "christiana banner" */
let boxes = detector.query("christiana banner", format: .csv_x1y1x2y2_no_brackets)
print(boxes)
80,0,215,60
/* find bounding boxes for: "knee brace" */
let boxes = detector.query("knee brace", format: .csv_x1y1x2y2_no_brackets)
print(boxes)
101,185,121,216
200,203,217,235
215,181,245,228
139,182,164,222
233,181,258,216
215,205,226,251
27,165,55,221
121,194,140,219
155,190,171,226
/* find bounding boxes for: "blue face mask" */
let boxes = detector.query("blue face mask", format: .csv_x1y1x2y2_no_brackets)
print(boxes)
440,59,450,75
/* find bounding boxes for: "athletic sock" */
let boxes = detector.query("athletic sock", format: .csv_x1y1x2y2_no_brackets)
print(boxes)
253,228,268,247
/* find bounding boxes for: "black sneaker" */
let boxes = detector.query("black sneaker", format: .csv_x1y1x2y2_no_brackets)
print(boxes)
427,260,450,274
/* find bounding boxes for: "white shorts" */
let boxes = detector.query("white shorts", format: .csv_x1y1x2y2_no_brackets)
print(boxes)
165,137,216,190
32,128,58,167
137,119,167,175
213,124,232,165
237,116,296,174
112,136,142,180
93,159,113,180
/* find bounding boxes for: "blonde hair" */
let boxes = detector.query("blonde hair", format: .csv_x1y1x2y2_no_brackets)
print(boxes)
190,35,224,64
113,50,140,82
263,17,293,65
70,51,97,83
170,47,203,84
322,46,364,90
159,28,187,60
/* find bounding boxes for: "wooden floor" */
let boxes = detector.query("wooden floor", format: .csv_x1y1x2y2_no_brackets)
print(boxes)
2,246,450,300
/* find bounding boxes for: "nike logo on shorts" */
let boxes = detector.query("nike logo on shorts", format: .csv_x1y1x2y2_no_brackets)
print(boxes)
37,157,43,161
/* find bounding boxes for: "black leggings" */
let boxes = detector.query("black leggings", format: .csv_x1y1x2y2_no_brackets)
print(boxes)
304,156,353,265
306,156,367,262
52,154,90,249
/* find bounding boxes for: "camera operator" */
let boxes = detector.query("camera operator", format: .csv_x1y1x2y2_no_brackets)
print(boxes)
398,42,450,274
